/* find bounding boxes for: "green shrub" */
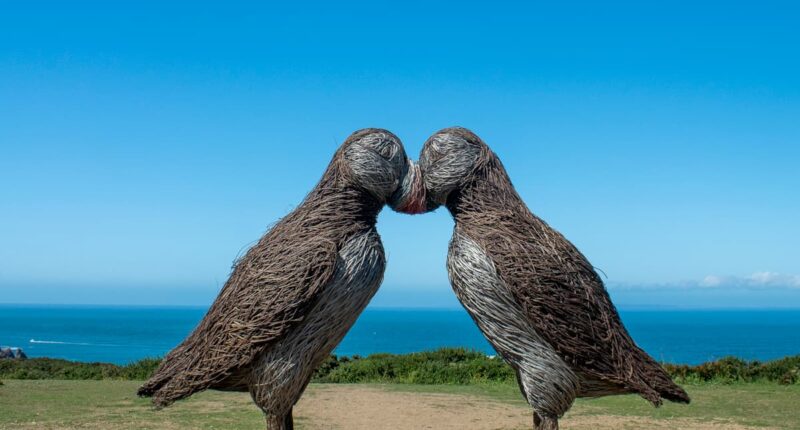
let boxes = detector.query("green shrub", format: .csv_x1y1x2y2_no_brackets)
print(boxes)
314,348,516,384
0,357,161,381
1,349,798,386
663,355,800,384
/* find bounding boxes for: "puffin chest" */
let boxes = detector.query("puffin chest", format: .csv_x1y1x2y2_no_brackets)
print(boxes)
446,230,579,415
274,228,384,357
250,228,385,412
446,230,554,361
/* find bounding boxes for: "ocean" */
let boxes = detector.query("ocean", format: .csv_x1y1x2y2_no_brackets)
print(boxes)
1,305,798,365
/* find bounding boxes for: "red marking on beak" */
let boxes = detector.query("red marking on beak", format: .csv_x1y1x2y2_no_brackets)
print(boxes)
395,163,428,214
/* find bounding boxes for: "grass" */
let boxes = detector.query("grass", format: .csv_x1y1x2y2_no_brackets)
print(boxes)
0,379,267,430
390,382,800,428
1,380,798,429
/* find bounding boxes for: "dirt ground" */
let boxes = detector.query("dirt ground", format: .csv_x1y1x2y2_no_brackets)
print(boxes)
294,385,765,430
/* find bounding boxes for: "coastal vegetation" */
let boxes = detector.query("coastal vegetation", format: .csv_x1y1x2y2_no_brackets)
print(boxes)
1,348,798,385
0,356,160,381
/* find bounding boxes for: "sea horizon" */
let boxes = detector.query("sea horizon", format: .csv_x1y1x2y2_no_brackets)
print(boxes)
2,304,799,366
4,302,800,311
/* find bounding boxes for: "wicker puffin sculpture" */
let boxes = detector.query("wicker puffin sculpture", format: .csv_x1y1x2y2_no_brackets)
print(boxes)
397,127,690,429
139,129,422,429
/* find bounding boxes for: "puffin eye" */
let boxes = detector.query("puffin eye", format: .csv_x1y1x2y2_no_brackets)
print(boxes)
425,144,445,164
431,140,448,155
377,142,395,159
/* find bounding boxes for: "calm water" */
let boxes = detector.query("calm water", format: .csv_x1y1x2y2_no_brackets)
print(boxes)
1,305,798,365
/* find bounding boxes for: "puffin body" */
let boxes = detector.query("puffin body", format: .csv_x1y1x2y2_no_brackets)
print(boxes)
448,230,579,417
411,127,690,429
139,129,418,429
250,228,384,426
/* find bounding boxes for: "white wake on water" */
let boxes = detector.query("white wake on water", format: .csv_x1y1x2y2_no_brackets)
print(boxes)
29,339,119,347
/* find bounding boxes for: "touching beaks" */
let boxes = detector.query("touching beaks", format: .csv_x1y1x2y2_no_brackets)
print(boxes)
389,160,428,214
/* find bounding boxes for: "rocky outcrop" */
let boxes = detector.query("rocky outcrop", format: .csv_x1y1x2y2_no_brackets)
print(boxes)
0,346,27,360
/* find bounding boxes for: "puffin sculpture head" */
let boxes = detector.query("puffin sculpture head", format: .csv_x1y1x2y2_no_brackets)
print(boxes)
343,130,428,214
330,128,408,203
391,126,491,214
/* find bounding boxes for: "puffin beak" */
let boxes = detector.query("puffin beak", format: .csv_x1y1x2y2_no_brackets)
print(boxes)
431,190,448,207
389,159,427,214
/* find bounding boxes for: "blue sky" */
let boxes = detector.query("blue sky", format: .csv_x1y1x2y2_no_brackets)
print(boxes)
1,1,798,308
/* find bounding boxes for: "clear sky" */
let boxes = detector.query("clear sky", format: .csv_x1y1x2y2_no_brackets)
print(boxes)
1,1,798,308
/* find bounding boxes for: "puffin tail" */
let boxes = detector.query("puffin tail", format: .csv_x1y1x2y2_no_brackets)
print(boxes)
138,365,209,408
137,378,164,398
659,374,691,404
136,344,204,408
648,377,691,405
137,362,181,407
630,348,691,406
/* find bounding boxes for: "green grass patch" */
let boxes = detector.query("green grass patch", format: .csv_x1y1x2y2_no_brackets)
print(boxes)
0,379,267,429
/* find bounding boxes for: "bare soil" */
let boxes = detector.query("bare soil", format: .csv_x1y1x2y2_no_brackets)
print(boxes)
295,385,765,430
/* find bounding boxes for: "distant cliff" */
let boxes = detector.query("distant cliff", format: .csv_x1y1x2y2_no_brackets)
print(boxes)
0,347,27,360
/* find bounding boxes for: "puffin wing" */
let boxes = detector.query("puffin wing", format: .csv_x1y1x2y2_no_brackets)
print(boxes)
138,227,340,407
472,219,689,405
